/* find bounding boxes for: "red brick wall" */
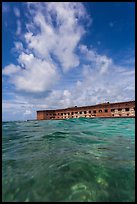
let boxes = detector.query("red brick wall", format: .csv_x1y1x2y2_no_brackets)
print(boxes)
37,111,45,120
37,101,135,120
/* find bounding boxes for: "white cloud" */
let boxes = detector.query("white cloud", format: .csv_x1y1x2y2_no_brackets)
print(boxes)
3,2,88,94
25,2,87,72
2,95,52,121
3,52,60,93
80,64,135,104
15,53,59,93
14,41,23,50
79,45,112,74
63,90,71,97
12,41,24,54
2,55,135,120
16,20,21,35
2,98,34,121
14,7,20,17
2,64,21,75
41,45,134,108
24,109,32,115
44,64,134,109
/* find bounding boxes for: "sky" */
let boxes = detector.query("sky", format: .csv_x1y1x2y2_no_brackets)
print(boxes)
2,2,135,121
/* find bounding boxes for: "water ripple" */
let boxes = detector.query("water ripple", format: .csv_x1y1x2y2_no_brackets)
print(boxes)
2,118,135,202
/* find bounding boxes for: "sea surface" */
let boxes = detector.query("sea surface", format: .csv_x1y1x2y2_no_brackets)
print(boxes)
2,118,135,202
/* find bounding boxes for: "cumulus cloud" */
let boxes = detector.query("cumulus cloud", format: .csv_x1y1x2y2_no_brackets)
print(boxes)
43,63,135,109
73,47,134,105
2,64,21,75
3,2,88,95
8,53,59,93
40,46,134,109
2,55,135,121
25,2,87,72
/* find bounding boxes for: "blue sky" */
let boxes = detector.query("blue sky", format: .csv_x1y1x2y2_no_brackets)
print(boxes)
2,2,135,121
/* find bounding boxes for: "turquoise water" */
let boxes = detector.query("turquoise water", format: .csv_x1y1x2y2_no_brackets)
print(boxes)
2,118,135,202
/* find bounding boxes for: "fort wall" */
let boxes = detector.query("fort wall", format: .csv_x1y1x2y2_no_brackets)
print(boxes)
37,101,135,120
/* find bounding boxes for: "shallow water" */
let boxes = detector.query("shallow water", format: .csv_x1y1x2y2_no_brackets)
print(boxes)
2,118,135,202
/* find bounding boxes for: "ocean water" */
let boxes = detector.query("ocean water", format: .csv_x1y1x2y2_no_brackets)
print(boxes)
2,118,135,202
